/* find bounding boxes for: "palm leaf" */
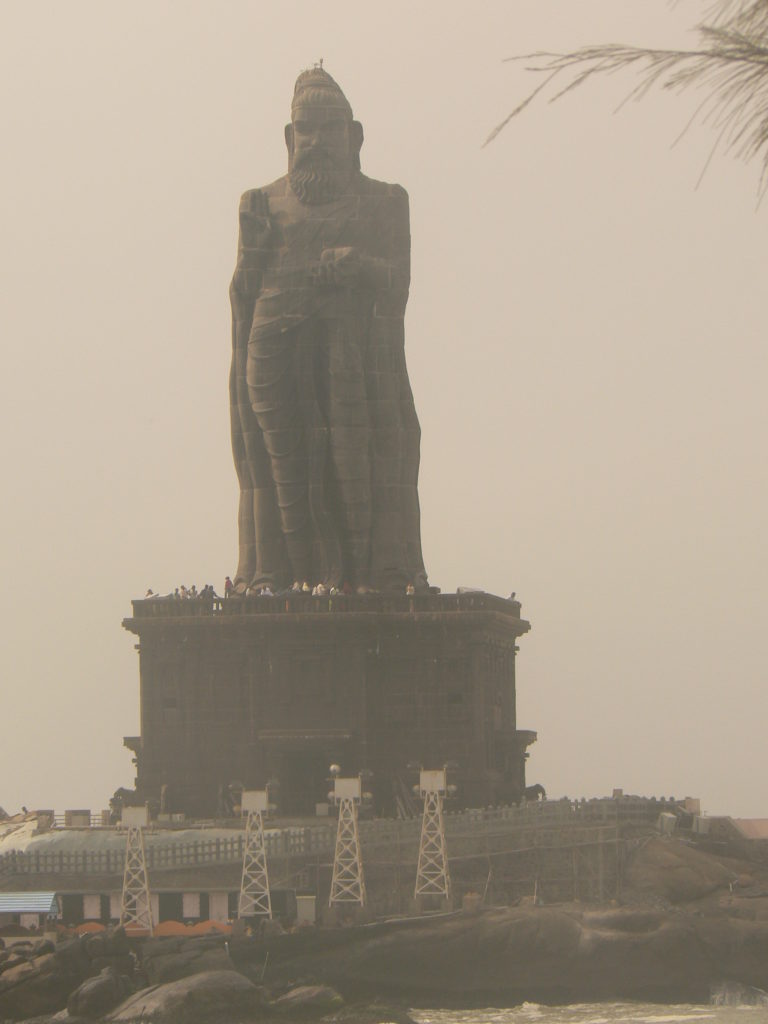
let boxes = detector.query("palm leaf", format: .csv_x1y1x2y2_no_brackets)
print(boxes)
489,0,768,195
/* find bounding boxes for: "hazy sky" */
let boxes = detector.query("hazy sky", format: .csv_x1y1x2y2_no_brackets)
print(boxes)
1,1,765,819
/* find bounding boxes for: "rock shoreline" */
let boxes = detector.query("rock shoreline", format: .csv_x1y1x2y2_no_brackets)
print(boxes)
2,837,768,1021
3,906,768,1022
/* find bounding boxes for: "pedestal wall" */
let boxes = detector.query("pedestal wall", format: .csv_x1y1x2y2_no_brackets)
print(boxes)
122,592,534,818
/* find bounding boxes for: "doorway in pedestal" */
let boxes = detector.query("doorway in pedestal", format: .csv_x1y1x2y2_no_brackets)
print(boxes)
275,751,330,817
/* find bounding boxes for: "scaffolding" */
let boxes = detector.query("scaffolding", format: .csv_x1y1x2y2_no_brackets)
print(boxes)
414,769,451,901
119,807,153,934
238,790,272,919
329,775,366,906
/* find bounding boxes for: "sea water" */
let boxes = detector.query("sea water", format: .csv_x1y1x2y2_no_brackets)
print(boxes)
413,1005,768,1024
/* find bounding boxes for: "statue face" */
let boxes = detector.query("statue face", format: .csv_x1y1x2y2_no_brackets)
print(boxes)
289,104,353,175
287,103,357,203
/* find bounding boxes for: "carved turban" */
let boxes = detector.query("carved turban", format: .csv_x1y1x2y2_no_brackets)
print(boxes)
291,67,353,118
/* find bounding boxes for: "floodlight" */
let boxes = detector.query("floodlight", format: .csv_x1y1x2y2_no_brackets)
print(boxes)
332,776,362,802
241,790,268,814
419,769,447,796
121,806,149,828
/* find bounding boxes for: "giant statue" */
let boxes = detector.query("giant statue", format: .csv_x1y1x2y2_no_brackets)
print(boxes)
229,67,428,593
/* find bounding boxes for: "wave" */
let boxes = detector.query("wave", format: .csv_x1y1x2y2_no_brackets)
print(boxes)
711,983,768,1008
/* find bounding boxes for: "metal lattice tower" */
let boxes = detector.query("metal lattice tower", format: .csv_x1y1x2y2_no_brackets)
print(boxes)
238,791,272,919
329,776,366,907
414,769,451,901
119,809,153,934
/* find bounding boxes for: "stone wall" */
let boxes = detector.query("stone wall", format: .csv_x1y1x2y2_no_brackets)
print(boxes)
123,593,533,818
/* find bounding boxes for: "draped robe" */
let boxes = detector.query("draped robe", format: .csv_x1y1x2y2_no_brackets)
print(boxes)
229,171,428,591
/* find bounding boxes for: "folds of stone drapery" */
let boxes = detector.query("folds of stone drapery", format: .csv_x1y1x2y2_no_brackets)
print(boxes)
229,196,291,591
230,320,289,590
229,180,428,591
322,316,372,587
366,310,427,592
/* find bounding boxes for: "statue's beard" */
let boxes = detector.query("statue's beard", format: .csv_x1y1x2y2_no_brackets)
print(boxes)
289,154,352,204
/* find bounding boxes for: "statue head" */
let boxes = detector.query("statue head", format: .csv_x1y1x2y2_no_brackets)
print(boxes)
285,67,364,203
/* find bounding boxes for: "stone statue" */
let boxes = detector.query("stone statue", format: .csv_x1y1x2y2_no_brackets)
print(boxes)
229,67,428,593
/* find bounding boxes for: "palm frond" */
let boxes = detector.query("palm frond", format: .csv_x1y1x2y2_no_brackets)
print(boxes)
707,0,768,34
491,0,768,196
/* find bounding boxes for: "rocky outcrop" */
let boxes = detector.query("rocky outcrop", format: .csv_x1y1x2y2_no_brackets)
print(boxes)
270,984,344,1015
2,839,767,1016
235,905,768,1005
3,907,768,1016
624,837,735,903
0,952,69,1020
140,934,231,984
67,967,135,1019
0,930,133,1021
0,939,55,975
107,969,261,1023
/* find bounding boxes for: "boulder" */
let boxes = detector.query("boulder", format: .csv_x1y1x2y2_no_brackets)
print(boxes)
0,932,109,1020
107,969,261,1023
67,966,134,1019
255,905,768,1004
82,928,129,962
1,954,29,974
141,936,231,984
625,837,734,903
90,954,135,976
271,984,344,1015
8,940,34,952
141,934,224,959
52,937,93,977
0,952,81,1021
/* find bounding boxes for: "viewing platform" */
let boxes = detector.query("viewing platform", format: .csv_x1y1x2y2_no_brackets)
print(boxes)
124,590,530,635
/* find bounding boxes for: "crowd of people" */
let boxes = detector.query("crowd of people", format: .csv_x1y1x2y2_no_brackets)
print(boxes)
222,578,420,598
143,584,218,601
141,582,520,602
143,580,422,600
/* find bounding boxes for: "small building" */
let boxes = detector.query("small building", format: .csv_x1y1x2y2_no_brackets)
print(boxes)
0,891,59,930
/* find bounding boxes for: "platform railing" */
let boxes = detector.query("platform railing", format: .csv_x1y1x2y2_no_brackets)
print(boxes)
128,591,523,621
0,798,678,876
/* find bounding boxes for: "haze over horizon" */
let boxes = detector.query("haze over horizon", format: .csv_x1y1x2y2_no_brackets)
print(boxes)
1,1,765,819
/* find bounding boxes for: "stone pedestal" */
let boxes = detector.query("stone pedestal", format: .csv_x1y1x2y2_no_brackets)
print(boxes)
122,592,535,818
